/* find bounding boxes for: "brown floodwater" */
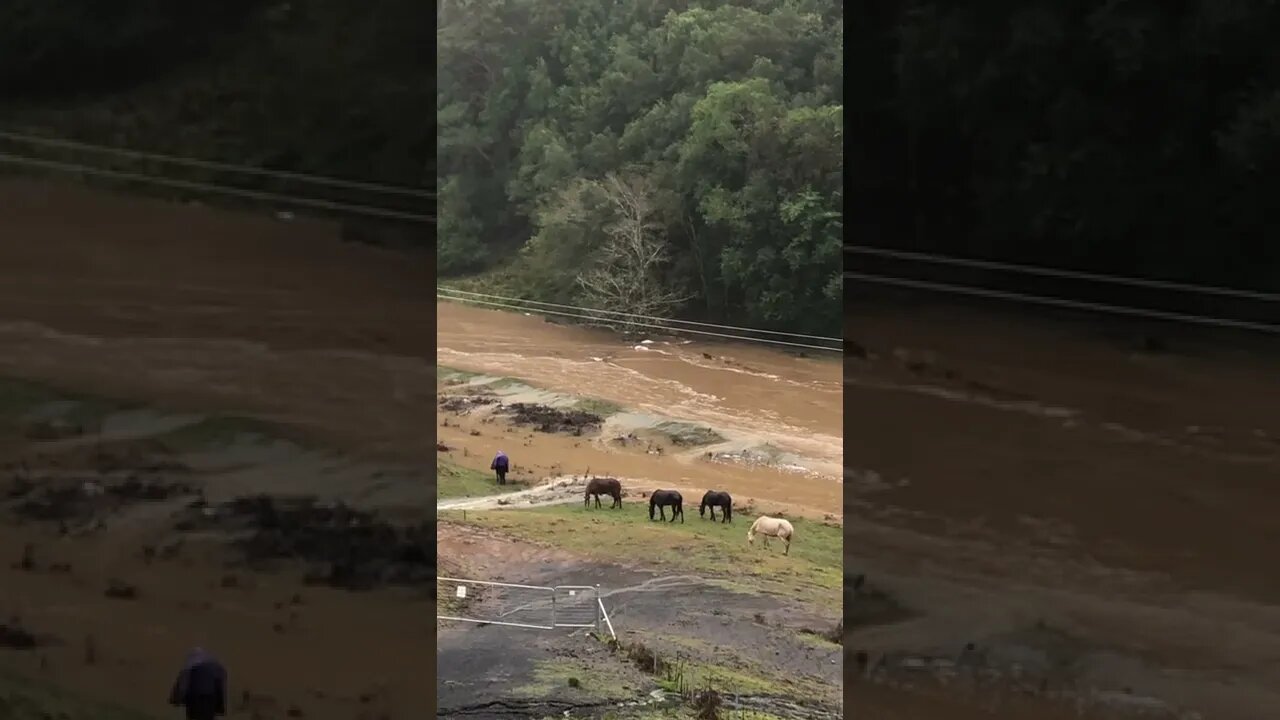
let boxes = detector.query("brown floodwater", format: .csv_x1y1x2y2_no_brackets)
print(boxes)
436,300,844,516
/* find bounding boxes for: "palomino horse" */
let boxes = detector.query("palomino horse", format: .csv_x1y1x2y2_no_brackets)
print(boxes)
747,516,794,555
584,477,622,509
699,490,732,523
648,489,684,523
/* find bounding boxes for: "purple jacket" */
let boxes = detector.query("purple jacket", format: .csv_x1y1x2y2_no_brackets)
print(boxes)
491,452,509,471
169,648,227,716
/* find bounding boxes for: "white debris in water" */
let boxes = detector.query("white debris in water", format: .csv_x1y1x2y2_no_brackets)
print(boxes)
640,339,654,344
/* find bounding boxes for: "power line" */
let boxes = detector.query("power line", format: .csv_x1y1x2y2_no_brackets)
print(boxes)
437,293,843,352
0,129,434,199
846,246,1280,303
438,287,842,343
0,152,434,224
845,271,1280,334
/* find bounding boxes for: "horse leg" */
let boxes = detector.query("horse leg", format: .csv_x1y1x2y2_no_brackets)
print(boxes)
783,537,790,556
678,506,684,523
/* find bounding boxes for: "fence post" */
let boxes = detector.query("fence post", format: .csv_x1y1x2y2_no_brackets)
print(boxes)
551,589,557,628
595,584,602,637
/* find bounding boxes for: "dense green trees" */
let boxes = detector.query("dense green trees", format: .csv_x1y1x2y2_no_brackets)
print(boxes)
877,2,1280,293
1,0,433,191
438,0,844,335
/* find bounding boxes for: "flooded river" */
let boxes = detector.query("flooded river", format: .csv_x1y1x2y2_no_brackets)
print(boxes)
436,300,843,515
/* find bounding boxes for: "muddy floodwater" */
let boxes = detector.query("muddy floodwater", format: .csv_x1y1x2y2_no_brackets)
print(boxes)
437,301,843,516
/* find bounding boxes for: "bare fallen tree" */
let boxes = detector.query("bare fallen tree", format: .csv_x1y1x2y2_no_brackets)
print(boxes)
575,172,688,333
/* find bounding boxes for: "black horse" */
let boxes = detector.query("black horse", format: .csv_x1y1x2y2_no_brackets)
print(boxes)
584,477,622,509
649,490,684,523
699,490,732,523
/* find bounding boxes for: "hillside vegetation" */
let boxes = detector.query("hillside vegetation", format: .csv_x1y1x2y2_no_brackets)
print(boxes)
438,0,844,336
0,0,432,212
869,2,1280,293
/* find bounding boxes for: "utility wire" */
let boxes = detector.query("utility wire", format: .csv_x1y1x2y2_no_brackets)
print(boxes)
438,287,842,343
845,271,1280,335
437,293,843,352
0,152,434,224
846,246,1280,302
0,129,434,199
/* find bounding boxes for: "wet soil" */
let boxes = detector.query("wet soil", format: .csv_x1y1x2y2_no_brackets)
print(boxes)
845,305,1280,719
498,403,603,435
436,523,842,718
176,495,434,591
0,178,432,720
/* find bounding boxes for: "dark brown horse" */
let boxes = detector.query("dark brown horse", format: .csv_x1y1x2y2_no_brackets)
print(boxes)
699,490,732,522
584,477,622,509
649,489,684,523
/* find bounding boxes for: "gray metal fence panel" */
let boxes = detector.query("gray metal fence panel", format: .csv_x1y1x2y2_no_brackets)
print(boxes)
436,576,556,630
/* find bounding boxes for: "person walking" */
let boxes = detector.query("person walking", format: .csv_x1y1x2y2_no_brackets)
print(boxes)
168,647,227,720
491,450,509,485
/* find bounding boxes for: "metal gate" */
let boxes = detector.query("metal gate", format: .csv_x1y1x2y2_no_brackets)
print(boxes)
436,577,613,638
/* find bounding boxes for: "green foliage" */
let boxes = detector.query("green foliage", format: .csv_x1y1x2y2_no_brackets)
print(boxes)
880,2,1280,291
438,0,843,335
1,0,433,217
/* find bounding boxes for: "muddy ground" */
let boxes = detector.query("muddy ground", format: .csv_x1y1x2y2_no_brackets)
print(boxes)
435,374,839,522
436,522,843,719
846,304,1280,719
0,178,434,720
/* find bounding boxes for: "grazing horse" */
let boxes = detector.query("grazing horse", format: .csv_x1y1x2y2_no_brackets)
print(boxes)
649,490,684,523
699,491,732,523
747,516,794,555
584,477,622,509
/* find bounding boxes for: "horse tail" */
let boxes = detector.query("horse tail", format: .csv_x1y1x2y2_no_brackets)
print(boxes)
725,502,732,522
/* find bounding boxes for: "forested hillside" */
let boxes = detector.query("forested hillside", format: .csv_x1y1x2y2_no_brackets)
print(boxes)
0,0,433,195
869,2,1280,293
437,0,844,336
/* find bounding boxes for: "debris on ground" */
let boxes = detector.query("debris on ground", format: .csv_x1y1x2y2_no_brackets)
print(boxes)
497,403,601,435
178,495,433,591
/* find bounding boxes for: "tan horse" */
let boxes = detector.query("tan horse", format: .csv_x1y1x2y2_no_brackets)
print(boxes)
747,516,794,556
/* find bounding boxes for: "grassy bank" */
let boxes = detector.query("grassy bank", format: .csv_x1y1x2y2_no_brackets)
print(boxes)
439,504,841,609
0,667,156,720
437,457,528,499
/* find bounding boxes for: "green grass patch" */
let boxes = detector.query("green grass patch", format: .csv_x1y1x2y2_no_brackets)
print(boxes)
437,458,527,499
438,366,483,384
437,367,533,395
0,666,158,720
574,397,623,417
438,266,516,296
653,421,723,447
156,415,294,451
0,377,130,433
439,503,841,609
514,659,637,701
